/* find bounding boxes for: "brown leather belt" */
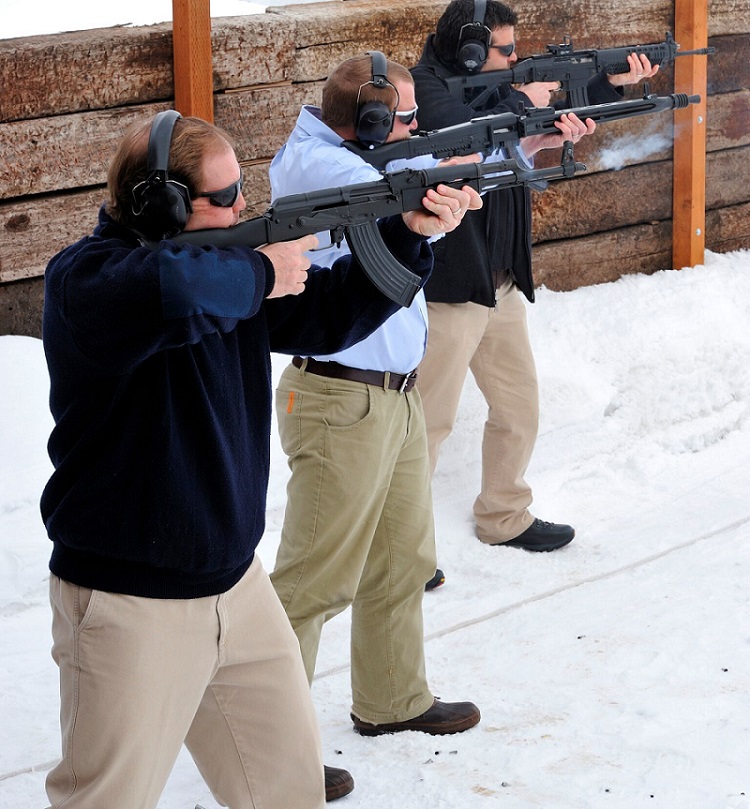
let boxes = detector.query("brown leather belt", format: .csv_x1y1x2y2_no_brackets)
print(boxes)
292,356,417,393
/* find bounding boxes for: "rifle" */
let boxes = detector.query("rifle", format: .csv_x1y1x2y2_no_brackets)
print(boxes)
162,150,585,308
443,31,714,109
344,91,699,169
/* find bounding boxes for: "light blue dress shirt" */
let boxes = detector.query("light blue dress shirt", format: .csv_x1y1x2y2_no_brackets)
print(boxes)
269,105,431,374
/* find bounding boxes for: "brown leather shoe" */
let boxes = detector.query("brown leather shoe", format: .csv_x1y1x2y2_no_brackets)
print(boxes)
325,764,354,801
351,698,480,736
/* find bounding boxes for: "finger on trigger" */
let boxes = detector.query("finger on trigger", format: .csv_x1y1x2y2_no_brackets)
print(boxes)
293,234,318,253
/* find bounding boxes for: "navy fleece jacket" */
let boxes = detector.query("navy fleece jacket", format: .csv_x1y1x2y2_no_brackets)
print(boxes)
41,208,432,598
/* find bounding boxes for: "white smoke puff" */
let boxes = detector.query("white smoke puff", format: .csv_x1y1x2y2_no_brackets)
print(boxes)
595,132,673,171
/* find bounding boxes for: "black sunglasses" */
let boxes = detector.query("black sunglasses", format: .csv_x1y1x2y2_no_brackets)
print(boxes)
394,106,418,126
489,41,516,57
198,170,244,208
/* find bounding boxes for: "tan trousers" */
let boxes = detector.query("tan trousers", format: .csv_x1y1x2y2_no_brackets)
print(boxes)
271,363,436,724
418,279,538,542
46,557,324,809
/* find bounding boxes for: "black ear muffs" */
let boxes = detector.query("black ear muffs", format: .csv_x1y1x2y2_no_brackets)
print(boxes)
130,110,192,239
456,0,491,74
354,51,400,148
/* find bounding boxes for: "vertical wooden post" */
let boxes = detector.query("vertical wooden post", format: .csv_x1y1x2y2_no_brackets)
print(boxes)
172,0,214,122
672,0,709,269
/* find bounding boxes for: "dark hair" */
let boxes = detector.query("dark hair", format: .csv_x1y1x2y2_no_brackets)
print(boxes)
433,0,518,67
321,54,413,131
106,115,235,229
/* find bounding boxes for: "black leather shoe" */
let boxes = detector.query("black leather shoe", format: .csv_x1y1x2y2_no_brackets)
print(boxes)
498,518,575,552
325,765,354,801
351,698,480,736
425,568,445,591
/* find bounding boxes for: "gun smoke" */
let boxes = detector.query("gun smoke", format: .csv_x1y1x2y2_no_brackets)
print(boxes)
595,132,672,171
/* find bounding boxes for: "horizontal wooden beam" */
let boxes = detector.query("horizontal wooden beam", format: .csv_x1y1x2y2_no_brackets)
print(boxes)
533,200,750,291
3,7,746,123
4,145,749,286
3,84,747,203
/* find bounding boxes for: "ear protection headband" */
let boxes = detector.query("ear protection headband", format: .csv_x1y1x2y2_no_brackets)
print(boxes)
354,51,400,149
456,0,492,74
131,109,192,239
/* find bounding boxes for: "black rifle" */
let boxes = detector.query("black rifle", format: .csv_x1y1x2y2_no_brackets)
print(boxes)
344,91,699,169
163,150,585,308
444,31,714,109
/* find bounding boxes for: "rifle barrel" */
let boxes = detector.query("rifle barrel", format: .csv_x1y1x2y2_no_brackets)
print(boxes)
673,93,701,107
677,47,716,56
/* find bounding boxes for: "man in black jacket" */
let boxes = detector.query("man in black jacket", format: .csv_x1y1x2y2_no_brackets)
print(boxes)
412,0,657,558
41,111,475,809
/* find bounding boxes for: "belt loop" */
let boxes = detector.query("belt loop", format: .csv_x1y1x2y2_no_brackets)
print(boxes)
398,373,411,394
382,371,391,391
293,356,309,374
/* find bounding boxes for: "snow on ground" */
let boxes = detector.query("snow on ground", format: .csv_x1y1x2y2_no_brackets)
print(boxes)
1,250,749,808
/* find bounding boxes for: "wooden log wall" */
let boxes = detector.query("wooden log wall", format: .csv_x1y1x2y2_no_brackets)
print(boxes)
0,0,747,335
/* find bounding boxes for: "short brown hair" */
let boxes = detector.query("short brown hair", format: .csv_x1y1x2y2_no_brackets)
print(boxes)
106,114,235,230
321,54,413,131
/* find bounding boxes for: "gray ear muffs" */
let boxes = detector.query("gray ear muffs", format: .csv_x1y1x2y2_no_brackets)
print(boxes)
354,51,400,148
131,110,192,239
456,0,491,74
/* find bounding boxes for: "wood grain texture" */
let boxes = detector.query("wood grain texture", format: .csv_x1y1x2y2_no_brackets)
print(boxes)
2,4,744,122
0,1,748,311
532,200,750,291
3,145,746,286
3,85,745,202
0,162,273,285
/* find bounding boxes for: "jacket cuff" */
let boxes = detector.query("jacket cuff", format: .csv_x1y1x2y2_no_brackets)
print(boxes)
254,249,276,298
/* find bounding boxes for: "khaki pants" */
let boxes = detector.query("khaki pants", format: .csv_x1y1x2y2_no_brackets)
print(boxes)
46,557,324,809
271,363,436,724
418,279,538,542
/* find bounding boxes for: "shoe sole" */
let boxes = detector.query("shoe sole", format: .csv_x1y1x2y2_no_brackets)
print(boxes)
353,712,480,737
501,534,575,552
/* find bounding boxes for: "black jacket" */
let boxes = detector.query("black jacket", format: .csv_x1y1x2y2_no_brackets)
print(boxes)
412,34,623,307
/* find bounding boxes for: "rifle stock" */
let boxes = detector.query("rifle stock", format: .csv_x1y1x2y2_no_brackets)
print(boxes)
157,152,585,307
444,31,715,109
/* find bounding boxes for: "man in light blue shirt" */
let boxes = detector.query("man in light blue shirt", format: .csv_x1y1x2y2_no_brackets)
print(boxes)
269,53,482,801
269,104,432,378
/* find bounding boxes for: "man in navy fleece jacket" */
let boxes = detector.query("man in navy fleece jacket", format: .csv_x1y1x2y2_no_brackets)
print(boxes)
40,112,478,809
